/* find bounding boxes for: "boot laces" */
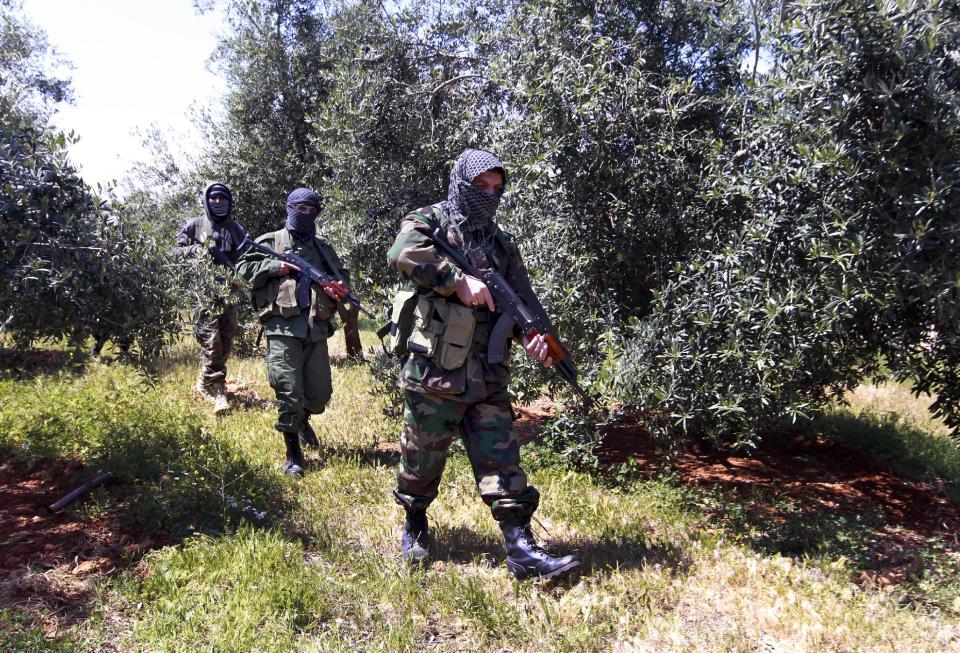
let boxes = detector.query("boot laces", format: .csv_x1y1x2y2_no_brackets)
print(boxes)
520,524,547,554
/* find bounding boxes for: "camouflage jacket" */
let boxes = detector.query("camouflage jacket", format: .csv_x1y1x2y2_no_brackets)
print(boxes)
386,204,543,403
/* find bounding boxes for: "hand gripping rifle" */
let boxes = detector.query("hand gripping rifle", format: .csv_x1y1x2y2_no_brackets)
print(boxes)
187,234,237,272
241,238,376,319
430,228,593,407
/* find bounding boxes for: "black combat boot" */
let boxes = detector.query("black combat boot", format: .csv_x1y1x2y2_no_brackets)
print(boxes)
401,507,430,567
282,432,306,476
299,416,320,448
500,517,580,581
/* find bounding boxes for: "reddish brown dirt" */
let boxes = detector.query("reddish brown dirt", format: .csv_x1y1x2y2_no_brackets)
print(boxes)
514,405,960,583
0,457,164,634
514,397,557,444
191,378,273,410
596,419,959,536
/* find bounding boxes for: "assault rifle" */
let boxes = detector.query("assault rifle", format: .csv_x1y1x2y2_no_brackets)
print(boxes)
241,238,376,319
187,234,237,272
430,228,593,406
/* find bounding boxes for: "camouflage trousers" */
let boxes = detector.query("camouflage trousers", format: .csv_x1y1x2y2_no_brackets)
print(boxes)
266,334,332,434
194,303,238,392
395,386,540,522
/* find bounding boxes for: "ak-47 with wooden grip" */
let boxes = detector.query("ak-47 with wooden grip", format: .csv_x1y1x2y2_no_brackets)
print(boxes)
242,238,375,319
431,228,593,406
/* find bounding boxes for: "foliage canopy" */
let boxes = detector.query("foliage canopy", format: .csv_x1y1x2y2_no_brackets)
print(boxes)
73,0,960,444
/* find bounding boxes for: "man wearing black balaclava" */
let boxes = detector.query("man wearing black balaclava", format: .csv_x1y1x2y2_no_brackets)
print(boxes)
385,148,581,581
174,182,246,415
236,187,351,476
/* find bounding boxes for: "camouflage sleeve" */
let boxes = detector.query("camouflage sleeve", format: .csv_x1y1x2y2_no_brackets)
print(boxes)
386,211,463,296
172,218,203,259
236,233,282,289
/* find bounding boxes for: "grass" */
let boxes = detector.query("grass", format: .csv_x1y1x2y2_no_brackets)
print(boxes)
1,328,958,651
0,611,75,653
815,381,960,487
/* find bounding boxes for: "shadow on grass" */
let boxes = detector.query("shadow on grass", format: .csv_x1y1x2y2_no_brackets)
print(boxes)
106,432,293,538
428,524,688,578
319,446,401,468
696,484,890,568
150,345,201,376
811,410,960,488
591,404,960,572
431,525,501,565
3,399,294,540
0,347,80,381
0,610,75,653
579,534,690,575
0,434,292,647
330,356,368,369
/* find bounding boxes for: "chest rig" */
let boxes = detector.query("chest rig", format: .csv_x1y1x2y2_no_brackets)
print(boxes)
251,230,343,335
388,205,516,371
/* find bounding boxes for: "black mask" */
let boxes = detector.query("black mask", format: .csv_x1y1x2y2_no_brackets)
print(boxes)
204,183,232,222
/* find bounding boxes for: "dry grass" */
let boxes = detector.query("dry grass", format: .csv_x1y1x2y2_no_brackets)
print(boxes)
845,382,951,438
1,332,959,652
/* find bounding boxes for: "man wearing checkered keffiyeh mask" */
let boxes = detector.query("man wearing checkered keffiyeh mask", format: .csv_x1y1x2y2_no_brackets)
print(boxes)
442,148,507,230
439,148,508,263
384,147,581,582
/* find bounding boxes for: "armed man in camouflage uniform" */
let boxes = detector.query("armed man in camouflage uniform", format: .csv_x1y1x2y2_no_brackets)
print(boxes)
386,148,580,581
174,182,246,414
236,188,349,476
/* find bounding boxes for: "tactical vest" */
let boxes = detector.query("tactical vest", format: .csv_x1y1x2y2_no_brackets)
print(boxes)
251,230,343,329
196,216,243,255
389,205,516,370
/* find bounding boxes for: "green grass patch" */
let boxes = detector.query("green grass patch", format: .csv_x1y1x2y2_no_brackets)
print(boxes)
0,611,75,653
2,336,958,651
123,528,333,652
815,408,960,487
0,362,288,535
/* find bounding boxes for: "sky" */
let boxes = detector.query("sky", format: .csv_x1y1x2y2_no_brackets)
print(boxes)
23,0,224,189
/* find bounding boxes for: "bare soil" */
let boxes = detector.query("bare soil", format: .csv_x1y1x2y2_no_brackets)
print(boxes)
191,378,273,410
0,457,164,636
515,404,960,585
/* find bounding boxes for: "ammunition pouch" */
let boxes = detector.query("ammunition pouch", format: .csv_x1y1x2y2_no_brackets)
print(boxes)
383,289,418,356
252,276,301,320
308,284,336,340
407,295,477,371
309,284,336,323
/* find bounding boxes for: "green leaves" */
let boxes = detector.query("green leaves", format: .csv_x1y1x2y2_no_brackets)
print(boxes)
612,0,960,446
114,0,960,448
